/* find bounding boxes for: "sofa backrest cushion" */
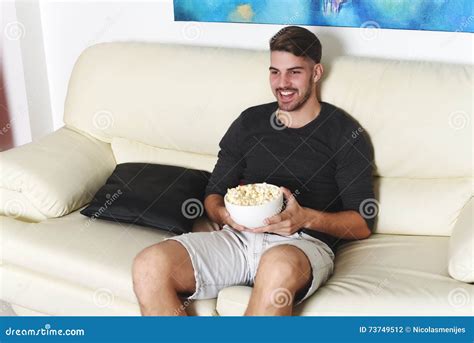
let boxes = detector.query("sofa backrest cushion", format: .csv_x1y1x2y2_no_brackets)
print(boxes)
64,43,274,156
64,43,472,236
112,137,217,172
320,57,472,179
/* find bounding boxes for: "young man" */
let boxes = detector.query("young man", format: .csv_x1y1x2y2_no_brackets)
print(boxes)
132,26,375,316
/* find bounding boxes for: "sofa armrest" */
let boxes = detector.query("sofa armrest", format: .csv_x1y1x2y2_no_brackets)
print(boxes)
448,197,473,283
0,127,116,221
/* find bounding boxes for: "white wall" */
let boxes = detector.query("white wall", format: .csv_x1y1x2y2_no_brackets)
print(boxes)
1,0,31,148
16,0,53,140
17,0,474,141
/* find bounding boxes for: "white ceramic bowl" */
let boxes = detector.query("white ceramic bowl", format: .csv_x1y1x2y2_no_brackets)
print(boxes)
224,183,283,229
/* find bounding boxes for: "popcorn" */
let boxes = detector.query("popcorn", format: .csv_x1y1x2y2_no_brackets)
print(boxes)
225,183,281,206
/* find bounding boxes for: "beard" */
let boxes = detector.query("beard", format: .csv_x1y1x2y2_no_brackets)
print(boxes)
277,78,314,112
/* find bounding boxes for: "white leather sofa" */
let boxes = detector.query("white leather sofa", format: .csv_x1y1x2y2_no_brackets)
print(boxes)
1,43,472,316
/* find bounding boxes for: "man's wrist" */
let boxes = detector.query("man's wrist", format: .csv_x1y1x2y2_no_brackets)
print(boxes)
204,194,226,225
302,207,322,230
216,206,228,226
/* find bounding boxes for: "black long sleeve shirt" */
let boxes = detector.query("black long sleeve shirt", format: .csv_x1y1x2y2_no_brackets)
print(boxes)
205,101,376,253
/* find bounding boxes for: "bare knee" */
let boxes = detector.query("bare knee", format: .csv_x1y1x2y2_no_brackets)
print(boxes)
256,245,311,289
132,240,195,293
133,241,182,281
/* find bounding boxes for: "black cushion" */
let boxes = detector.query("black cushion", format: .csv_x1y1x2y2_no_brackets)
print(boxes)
80,163,211,234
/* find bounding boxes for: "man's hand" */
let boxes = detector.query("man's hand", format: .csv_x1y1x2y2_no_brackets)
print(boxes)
216,206,249,232
204,194,248,232
252,187,308,236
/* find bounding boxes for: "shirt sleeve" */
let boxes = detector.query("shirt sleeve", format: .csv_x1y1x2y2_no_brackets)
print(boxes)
204,115,246,198
334,128,376,231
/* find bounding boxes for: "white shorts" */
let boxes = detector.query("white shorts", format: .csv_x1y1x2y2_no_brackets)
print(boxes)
165,221,335,305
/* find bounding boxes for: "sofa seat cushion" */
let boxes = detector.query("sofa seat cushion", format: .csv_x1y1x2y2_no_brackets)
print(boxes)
216,234,473,316
1,210,205,308
1,263,217,316
448,197,474,283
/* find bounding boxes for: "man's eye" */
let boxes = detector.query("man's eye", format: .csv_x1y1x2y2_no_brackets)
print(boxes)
291,71,300,74
270,71,278,75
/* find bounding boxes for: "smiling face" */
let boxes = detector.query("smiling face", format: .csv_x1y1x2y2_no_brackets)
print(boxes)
269,51,317,112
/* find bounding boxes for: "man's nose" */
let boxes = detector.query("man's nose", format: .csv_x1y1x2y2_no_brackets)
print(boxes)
278,74,291,89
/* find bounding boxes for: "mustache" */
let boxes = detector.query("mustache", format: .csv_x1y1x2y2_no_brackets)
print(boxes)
276,88,297,92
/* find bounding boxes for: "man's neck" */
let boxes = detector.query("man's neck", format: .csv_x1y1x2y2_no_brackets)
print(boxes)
283,97,322,129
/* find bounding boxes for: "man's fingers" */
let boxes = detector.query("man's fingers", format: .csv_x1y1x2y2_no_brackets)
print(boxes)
254,218,293,233
251,225,269,233
232,224,247,232
264,214,282,225
221,208,248,231
253,222,282,233
280,186,293,198
223,211,240,229
280,187,296,206
227,218,248,232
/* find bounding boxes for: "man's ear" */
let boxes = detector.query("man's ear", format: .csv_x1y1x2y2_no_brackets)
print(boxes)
313,63,323,83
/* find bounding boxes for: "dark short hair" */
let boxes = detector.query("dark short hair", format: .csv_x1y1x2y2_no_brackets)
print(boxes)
269,26,322,63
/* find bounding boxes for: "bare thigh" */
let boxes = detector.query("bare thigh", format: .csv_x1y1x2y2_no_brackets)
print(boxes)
137,240,197,296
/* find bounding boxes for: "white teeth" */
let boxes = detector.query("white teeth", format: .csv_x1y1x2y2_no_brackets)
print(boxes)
281,91,294,96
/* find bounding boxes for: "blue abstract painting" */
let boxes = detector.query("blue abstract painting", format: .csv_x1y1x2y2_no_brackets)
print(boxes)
174,0,474,33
